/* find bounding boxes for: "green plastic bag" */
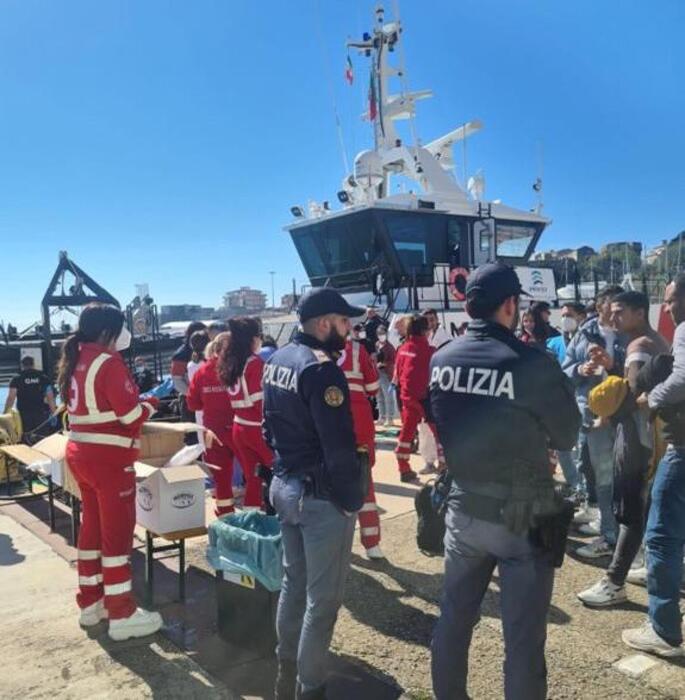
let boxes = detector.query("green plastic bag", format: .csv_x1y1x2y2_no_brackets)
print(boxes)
207,511,283,592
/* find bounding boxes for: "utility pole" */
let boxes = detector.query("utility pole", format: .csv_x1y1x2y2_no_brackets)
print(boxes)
269,271,276,310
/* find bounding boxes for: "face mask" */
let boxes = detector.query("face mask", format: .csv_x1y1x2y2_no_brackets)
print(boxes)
377,335,387,343
115,326,132,351
357,331,366,340
135,364,147,373
561,316,578,334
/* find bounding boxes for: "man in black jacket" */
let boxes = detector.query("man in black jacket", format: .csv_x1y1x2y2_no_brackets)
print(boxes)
430,263,580,700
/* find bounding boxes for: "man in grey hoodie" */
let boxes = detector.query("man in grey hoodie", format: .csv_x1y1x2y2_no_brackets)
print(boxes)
563,285,626,558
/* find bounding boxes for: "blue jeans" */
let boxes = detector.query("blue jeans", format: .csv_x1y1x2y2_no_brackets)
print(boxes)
432,503,555,700
377,372,397,422
270,475,356,692
557,450,580,492
645,447,685,646
586,424,617,544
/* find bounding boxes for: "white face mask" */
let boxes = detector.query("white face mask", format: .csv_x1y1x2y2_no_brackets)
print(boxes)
115,326,132,351
560,316,578,334
377,335,387,343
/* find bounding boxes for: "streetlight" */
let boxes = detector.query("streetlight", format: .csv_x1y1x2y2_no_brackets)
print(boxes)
269,271,276,310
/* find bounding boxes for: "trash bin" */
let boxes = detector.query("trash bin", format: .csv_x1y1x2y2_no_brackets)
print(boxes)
207,511,282,654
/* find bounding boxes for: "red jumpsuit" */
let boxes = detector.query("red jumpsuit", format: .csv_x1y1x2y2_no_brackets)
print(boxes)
228,354,273,508
186,357,235,516
339,340,382,549
394,335,442,474
66,343,158,620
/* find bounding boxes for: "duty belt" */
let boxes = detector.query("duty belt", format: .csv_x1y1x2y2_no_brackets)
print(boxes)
453,479,511,500
68,431,141,449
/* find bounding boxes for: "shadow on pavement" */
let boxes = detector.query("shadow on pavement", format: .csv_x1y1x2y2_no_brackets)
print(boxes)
0,532,26,565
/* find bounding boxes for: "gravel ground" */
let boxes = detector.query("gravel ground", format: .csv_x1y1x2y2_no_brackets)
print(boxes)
332,511,685,699
186,509,685,699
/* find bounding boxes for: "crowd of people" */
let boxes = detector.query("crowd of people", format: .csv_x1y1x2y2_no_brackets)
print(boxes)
38,263,685,698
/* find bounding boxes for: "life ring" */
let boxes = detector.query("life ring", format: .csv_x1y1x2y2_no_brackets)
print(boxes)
449,267,469,301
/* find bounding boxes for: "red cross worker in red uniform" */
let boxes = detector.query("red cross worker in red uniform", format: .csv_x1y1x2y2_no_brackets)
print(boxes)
339,335,385,559
217,318,274,509
58,303,164,641
186,332,236,516
394,314,444,483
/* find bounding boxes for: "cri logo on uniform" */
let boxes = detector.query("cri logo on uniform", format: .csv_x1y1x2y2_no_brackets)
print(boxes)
138,486,153,512
172,493,196,509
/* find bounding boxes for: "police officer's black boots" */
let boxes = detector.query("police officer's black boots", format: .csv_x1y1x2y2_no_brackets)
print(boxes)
274,659,297,700
296,683,327,700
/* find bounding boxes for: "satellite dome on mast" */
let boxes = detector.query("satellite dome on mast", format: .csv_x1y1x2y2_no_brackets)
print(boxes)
354,150,384,193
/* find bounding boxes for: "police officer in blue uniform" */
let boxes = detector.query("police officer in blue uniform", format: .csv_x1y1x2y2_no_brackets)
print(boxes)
263,288,367,700
429,263,581,700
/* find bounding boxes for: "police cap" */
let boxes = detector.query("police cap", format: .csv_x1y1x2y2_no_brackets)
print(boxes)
465,262,529,306
297,288,365,323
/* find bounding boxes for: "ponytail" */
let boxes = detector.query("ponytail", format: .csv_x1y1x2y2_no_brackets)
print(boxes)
217,319,260,387
57,332,83,404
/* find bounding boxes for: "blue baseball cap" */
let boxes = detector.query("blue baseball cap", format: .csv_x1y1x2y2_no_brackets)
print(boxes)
465,262,529,306
297,288,365,323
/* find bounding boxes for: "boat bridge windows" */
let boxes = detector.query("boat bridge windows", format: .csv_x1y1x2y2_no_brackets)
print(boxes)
495,222,538,260
288,207,544,291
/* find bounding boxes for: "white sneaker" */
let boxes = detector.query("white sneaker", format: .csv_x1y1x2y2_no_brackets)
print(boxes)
108,608,163,641
622,621,684,658
79,599,108,627
573,505,599,526
365,545,386,560
576,537,614,560
577,577,627,607
419,463,436,475
577,519,601,536
384,419,394,427
626,566,648,587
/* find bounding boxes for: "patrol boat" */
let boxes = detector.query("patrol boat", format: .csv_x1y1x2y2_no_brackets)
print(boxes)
281,5,555,335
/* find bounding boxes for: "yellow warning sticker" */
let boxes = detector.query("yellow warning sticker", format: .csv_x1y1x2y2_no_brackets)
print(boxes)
223,571,256,589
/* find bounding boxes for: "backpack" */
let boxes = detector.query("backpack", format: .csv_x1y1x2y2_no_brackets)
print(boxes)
414,471,452,555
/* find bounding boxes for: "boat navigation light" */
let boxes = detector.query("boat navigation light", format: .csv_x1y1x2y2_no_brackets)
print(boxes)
290,206,304,218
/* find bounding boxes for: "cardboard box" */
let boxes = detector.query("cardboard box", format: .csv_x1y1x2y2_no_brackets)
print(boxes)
134,461,206,535
0,433,74,492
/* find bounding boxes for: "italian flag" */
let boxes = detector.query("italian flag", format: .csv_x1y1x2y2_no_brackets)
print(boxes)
368,71,378,121
345,55,354,85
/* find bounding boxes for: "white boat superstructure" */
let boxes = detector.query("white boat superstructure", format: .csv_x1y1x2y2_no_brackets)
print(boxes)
284,4,555,320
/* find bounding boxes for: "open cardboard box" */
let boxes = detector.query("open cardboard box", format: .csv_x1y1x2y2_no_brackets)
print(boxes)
0,421,208,536
135,421,207,535
0,432,73,493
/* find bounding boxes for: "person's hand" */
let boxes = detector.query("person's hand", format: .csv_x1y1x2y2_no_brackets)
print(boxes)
589,345,613,370
579,361,598,377
636,392,649,406
203,429,223,448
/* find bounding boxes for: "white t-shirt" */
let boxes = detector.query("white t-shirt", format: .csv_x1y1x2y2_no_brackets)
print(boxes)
429,325,452,349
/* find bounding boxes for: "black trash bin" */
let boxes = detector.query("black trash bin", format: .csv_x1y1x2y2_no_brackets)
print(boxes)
215,570,280,654
207,511,283,655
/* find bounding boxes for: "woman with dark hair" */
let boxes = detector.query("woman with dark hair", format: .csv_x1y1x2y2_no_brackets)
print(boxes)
187,332,236,516
170,321,207,436
217,317,273,508
58,303,162,641
393,314,443,482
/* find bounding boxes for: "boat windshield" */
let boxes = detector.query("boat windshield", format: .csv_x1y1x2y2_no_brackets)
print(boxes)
290,210,382,285
496,222,537,258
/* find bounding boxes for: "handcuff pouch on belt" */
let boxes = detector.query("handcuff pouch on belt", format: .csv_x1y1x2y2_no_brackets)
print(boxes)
528,488,574,568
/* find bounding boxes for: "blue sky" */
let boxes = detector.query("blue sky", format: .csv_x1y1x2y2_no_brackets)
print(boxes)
1,0,683,328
